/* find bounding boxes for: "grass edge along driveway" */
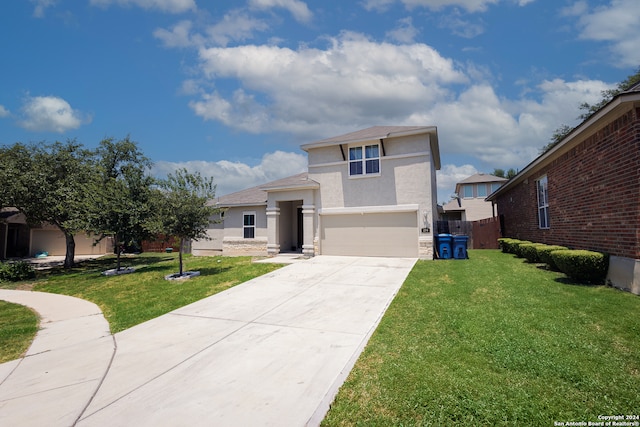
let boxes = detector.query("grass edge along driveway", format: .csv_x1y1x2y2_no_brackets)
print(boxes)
322,249,640,426
0,253,283,339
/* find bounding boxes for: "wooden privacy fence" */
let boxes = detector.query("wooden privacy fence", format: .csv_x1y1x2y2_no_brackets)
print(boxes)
436,217,501,249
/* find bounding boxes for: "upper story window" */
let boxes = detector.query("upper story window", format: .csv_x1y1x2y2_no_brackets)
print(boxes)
490,182,502,193
462,184,473,198
349,144,380,176
537,176,550,229
477,184,487,198
243,212,256,238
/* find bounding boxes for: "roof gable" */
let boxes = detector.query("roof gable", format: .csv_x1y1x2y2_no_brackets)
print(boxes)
215,173,318,206
300,125,441,170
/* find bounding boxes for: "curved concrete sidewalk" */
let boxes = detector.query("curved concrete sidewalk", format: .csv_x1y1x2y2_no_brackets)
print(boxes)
0,290,114,427
0,256,416,426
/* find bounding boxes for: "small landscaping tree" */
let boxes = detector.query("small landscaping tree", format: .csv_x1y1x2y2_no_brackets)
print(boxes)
153,168,220,277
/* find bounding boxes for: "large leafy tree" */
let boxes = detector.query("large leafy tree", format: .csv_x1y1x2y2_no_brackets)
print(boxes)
0,141,95,268
153,168,220,276
88,136,156,271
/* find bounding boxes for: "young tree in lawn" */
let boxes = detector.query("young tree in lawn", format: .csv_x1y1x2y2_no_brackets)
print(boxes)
88,136,156,271
154,168,220,277
0,141,94,268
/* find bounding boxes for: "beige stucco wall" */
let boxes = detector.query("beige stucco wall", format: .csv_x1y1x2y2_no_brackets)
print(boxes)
215,205,269,256
30,229,112,257
191,219,224,256
308,133,437,259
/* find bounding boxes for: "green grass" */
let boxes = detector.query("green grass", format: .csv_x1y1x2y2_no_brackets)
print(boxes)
0,301,39,363
322,250,640,426
3,253,282,335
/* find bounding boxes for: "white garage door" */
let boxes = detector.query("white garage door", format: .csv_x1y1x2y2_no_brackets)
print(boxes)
320,212,418,257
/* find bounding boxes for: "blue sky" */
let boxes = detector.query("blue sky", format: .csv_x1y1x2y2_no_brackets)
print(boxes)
1,0,638,203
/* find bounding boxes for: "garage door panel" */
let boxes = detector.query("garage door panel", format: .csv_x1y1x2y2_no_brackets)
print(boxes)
320,212,418,257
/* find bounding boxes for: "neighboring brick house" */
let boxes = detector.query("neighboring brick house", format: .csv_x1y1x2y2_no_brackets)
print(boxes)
441,173,507,221
487,82,640,294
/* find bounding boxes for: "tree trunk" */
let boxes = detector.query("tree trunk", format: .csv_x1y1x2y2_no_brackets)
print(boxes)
179,237,184,276
64,232,76,269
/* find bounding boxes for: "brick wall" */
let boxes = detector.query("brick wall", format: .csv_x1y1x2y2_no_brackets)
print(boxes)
497,106,640,259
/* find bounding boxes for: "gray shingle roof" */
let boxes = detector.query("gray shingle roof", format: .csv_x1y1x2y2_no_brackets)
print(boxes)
214,172,318,206
301,126,436,150
458,173,508,184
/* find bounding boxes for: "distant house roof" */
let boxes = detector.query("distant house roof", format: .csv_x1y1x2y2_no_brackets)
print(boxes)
458,173,508,185
300,125,441,170
215,173,319,207
487,81,640,202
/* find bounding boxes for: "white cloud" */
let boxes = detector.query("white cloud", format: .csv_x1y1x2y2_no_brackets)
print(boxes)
560,0,588,17
191,32,466,138
420,78,611,168
205,10,270,47
0,105,10,118
30,0,56,18
436,163,478,202
438,9,485,38
154,20,200,48
19,95,90,133
248,0,312,23
574,0,640,67
151,150,307,196
90,0,196,13
363,0,501,13
154,11,269,48
386,17,420,43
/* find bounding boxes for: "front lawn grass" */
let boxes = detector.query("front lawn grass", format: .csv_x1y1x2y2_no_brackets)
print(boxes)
0,301,39,363
7,253,282,334
323,249,640,426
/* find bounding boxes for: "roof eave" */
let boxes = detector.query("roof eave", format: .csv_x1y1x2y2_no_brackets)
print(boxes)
300,126,438,152
487,91,640,201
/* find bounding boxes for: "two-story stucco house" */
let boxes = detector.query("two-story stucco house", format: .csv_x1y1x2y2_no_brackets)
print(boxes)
192,126,441,259
441,173,507,221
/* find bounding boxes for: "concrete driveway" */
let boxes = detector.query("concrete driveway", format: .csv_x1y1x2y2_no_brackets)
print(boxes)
0,255,416,427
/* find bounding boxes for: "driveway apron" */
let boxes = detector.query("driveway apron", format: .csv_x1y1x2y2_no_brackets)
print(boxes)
2,256,416,426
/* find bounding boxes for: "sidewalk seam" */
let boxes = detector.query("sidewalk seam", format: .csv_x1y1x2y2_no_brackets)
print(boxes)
73,334,118,426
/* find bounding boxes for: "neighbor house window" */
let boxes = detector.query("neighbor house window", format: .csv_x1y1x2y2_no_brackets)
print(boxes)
349,144,380,176
243,212,256,238
490,182,502,193
462,184,473,198
477,184,487,198
537,176,550,229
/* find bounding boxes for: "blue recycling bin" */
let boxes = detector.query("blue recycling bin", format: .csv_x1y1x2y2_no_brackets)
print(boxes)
453,235,469,259
436,234,453,259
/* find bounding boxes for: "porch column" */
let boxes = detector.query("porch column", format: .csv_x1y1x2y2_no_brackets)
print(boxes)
266,206,280,256
301,204,315,257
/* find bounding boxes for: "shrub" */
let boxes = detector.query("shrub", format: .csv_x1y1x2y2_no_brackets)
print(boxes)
550,250,609,284
519,243,545,263
536,245,569,270
498,238,522,254
0,261,36,282
512,240,533,258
